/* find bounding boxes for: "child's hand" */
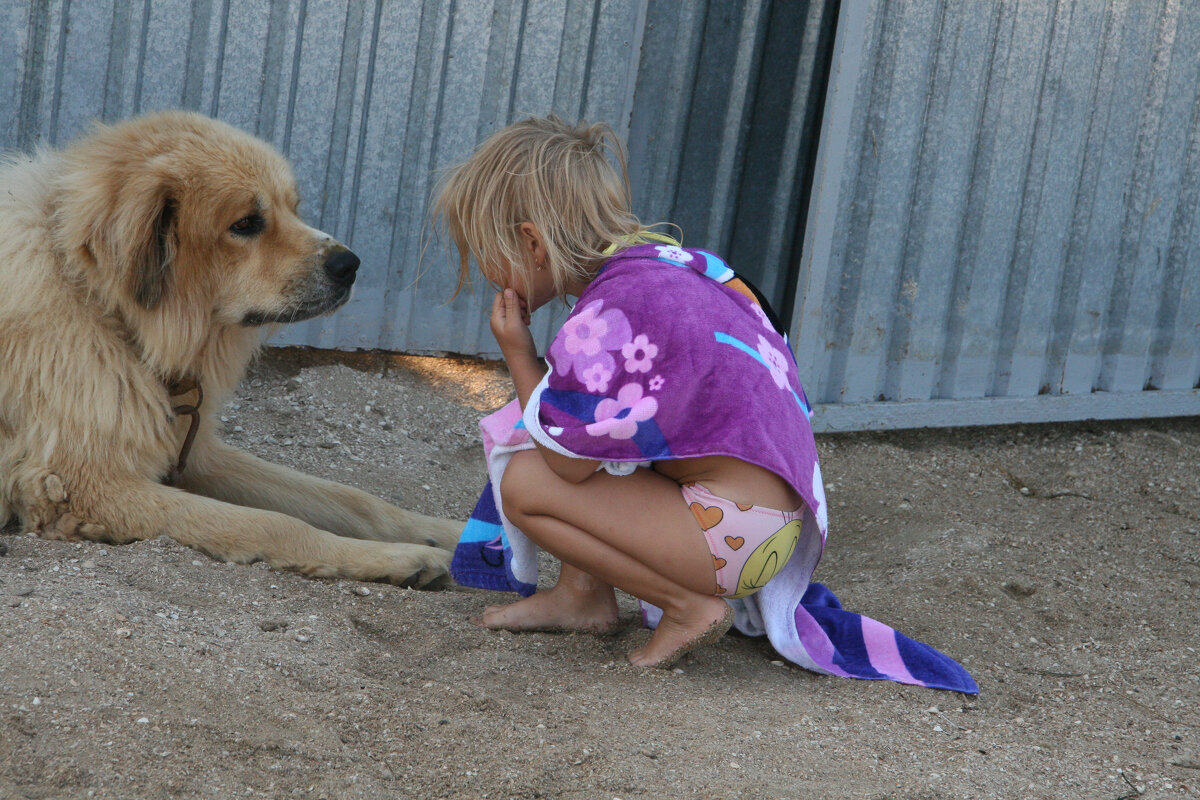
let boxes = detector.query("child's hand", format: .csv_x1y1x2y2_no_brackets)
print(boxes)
491,289,537,363
492,290,545,407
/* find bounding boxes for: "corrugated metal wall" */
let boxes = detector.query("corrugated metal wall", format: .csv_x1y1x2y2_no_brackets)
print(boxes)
796,0,1200,430
5,0,1197,431
626,0,838,320
2,0,649,354
0,0,834,359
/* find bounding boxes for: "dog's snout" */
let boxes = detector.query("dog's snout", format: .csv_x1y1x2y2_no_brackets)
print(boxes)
323,248,360,287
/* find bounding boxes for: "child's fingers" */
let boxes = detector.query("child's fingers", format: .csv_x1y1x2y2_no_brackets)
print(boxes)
503,289,522,319
490,290,535,355
501,289,530,326
500,289,534,328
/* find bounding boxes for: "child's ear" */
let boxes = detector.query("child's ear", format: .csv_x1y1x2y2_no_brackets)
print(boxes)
518,222,547,268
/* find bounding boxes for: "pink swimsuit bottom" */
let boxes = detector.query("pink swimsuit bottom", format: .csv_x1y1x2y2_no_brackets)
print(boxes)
681,482,805,599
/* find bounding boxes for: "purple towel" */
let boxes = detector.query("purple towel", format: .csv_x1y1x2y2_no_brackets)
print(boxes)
452,244,977,693
525,244,824,521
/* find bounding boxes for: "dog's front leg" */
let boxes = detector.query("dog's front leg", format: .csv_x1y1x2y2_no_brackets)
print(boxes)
178,438,462,550
64,477,450,586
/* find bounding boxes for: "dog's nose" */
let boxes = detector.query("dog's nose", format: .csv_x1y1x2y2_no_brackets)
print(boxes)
323,248,360,287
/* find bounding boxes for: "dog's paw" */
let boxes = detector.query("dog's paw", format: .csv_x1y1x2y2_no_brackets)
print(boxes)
39,513,109,542
298,540,453,588
42,472,67,504
16,469,74,534
375,543,453,589
40,513,86,541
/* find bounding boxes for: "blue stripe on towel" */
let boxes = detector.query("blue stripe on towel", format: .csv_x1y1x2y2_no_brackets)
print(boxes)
714,332,808,414
542,388,671,461
799,586,888,681
631,417,671,459
451,481,536,596
540,387,604,420
798,582,979,694
468,483,500,528
893,628,979,694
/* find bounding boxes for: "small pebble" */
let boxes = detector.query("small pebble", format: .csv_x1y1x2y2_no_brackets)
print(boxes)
115,628,132,638
353,586,371,597
136,717,149,724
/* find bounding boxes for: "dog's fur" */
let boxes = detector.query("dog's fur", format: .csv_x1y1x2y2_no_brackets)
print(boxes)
0,111,456,585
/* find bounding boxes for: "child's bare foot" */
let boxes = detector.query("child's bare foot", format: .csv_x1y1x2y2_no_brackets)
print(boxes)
627,596,733,668
471,581,621,634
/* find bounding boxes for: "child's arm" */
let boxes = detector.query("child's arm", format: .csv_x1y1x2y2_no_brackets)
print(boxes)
491,290,601,484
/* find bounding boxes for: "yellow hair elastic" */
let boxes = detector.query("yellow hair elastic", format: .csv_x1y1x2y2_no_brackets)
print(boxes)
602,229,681,255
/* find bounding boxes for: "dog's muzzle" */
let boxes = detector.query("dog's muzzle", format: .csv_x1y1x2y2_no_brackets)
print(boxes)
238,246,360,326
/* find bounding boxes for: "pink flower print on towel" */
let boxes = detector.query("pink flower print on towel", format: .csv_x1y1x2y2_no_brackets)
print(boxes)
648,374,665,392
550,300,633,390
749,302,775,332
654,244,693,264
621,334,658,374
756,334,791,389
586,383,658,440
581,362,614,393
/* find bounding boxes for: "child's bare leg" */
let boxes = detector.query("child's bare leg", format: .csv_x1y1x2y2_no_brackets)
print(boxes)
473,562,621,633
510,508,729,666
487,451,731,667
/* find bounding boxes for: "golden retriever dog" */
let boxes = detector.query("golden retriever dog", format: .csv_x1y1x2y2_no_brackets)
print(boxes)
0,110,457,586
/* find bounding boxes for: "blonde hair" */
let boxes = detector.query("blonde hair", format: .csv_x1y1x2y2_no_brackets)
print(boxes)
433,115,648,298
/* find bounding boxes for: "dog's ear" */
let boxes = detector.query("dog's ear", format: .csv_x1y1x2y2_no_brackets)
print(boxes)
75,175,179,311
130,197,177,310
54,122,186,311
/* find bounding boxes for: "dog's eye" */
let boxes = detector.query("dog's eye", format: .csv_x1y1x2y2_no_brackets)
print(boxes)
229,214,265,237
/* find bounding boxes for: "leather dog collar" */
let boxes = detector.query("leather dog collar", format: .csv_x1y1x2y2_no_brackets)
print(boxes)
164,376,203,486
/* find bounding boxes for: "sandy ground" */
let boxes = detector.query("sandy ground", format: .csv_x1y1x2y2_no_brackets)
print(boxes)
1,347,1197,800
